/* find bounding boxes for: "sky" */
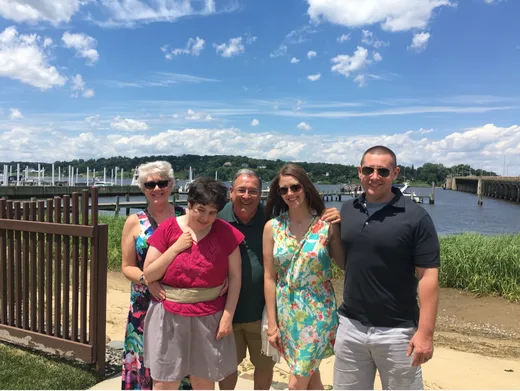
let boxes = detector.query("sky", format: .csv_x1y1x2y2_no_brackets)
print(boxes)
0,0,519,175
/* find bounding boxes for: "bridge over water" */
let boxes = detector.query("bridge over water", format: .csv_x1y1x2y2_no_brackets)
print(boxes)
444,176,520,204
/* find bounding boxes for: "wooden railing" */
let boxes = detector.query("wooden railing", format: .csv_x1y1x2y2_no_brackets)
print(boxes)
0,187,108,374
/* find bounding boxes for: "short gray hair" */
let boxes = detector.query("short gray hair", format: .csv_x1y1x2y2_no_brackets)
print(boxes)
232,169,262,189
137,161,174,191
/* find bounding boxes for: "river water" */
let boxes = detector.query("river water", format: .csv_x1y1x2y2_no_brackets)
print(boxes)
99,182,519,236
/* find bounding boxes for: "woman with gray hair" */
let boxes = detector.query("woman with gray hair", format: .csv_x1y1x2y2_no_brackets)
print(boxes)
120,160,190,390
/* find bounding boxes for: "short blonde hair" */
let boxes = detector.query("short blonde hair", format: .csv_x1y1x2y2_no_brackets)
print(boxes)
137,161,174,191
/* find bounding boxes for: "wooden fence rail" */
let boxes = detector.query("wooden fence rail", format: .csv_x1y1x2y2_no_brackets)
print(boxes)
0,187,108,374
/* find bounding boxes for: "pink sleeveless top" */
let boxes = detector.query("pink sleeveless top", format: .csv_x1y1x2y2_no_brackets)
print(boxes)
147,217,244,316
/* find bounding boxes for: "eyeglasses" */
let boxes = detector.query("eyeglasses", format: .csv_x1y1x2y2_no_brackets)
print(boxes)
361,166,391,178
144,180,170,190
277,184,303,196
234,188,260,196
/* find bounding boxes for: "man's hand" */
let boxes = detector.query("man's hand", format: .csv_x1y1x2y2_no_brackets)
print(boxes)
320,207,341,224
148,281,166,301
407,330,434,366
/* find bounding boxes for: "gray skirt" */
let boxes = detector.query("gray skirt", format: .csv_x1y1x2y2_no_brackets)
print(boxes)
143,301,237,382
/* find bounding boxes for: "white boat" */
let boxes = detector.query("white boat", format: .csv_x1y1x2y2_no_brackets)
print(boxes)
394,182,420,203
130,167,139,186
180,166,194,192
93,181,114,187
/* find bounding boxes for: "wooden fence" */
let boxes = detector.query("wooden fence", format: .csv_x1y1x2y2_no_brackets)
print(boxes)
0,187,108,374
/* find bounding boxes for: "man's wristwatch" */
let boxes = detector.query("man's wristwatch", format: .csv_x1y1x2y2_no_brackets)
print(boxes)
139,273,146,286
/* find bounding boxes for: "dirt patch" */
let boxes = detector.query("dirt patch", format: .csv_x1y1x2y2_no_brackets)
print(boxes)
332,279,520,360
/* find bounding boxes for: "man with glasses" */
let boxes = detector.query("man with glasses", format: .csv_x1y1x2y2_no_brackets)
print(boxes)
218,169,340,390
334,146,440,390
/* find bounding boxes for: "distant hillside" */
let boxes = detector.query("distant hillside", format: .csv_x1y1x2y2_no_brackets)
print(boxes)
0,154,497,185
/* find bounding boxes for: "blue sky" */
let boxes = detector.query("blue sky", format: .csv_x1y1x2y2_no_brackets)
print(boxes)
0,0,519,175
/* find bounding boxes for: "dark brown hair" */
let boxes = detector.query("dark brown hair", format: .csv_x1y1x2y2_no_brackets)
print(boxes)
361,145,397,168
264,163,324,219
187,177,228,212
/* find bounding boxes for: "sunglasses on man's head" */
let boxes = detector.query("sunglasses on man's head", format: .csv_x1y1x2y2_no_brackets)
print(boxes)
277,184,303,196
144,180,169,190
361,166,391,178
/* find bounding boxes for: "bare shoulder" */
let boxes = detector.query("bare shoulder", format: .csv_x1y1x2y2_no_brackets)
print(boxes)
122,213,140,237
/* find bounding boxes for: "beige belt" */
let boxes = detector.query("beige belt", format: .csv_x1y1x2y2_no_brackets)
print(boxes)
162,283,224,304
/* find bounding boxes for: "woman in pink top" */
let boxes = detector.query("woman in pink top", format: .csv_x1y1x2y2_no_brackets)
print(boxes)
143,177,243,390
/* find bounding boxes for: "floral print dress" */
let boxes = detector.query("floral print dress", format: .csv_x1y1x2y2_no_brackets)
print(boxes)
122,209,191,390
272,213,338,377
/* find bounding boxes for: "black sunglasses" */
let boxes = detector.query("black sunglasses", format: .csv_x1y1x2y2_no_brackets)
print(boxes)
361,166,391,178
277,184,303,196
144,180,170,190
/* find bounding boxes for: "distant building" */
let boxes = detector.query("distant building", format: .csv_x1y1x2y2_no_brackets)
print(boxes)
223,162,232,167
258,165,266,169
241,163,249,168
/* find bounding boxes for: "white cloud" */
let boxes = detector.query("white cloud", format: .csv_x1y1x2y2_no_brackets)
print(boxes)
270,45,287,58
0,0,80,25
307,73,321,81
62,32,99,65
354,74,367,87
0,26,67,90
285,25,318,44
43,37,53,48
9,108,23,119
214,37,244,57
337,34,351,43
361,30,388,48
409,32,431,52
307,50,317,59
373,52,382,61
246,34,257,44
290,57,300,64
331,46,370,81
85,114,101,127
93,0,225,27
1,123,519,175
163,36,205,58
307,0,452,32
297,122,312,131
251,119,259,126
185,109,213,121
70,74,95,98
110,72,220,88
110,116,149,131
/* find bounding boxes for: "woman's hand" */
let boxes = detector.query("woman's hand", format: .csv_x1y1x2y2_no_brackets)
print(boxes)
219,277,229,296
148,281,165,301
216,313,233,340
171,231,193,253
268,327,283,353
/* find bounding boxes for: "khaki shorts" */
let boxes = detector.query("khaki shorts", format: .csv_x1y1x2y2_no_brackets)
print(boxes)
233,320,276,372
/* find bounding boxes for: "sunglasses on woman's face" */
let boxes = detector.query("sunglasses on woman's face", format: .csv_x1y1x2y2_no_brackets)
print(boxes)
277,184,303,196
361,166,391,178
144,180,170,190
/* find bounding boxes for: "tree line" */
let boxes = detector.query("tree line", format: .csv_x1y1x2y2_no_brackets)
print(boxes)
1,155,497,186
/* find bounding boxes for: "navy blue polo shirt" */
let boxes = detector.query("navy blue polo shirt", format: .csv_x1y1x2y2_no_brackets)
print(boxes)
339,187,440,328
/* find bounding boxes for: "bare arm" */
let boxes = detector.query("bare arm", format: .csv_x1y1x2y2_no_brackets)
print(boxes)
407,267,439,366
216,246,242,340
121,214,144,284
263,220,277,332
416,267,439,337
143,232,192,283
328,223,345,270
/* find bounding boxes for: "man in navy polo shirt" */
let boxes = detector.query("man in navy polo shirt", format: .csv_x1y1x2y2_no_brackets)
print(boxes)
334,146,440,390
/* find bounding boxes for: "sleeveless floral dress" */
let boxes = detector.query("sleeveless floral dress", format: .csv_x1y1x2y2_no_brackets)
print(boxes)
272,213,338,377
121,209,191,390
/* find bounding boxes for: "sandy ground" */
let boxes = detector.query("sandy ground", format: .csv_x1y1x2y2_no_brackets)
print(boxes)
106,272,520,390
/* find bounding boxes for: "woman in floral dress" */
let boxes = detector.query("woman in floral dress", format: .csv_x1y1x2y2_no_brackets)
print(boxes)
263,164,345,390
121,161,191,390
